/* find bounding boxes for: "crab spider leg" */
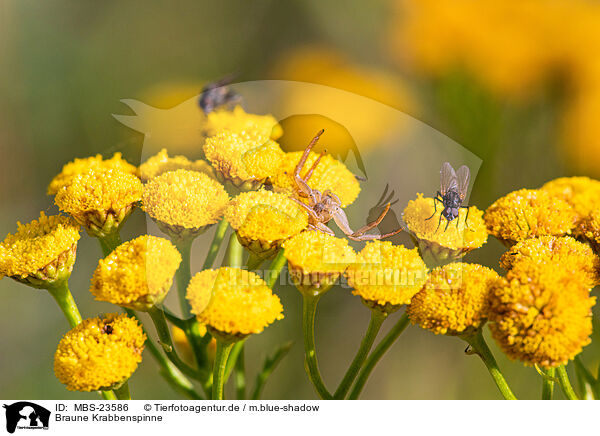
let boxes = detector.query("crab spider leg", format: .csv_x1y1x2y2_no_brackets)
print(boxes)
290,197,321,222
303,150,326,183
294,129,324,180
332,204,402,241
351,203,392,236
322,190,342,206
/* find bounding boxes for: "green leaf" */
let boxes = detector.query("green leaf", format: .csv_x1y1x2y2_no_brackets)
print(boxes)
574,356,599,400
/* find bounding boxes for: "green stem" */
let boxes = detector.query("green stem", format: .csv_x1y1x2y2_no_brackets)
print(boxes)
557,365,579,400
148,305,206,381
225,233,243,268
202,220,229,270
349,313,410,400
267,249,287,289
101,390,117,400
542,367,555,400
124,309,202,399
174,238,193,317
462,329,517,400
235,346,246,400
114,382,131,400
213,340,235,400
98,232,123,256
302,294,332,399
47,281,82,328
334,309,387,399
224,340,246,382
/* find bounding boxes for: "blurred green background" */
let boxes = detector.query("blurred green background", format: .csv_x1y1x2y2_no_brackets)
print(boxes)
1,0,598,400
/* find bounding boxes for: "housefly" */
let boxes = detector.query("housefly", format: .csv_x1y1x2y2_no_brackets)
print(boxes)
426,162,471,232
198,74,241,113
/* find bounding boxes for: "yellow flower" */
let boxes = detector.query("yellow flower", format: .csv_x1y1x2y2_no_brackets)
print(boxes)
403,194,487,263
225,190,308,259
346,240,427,311
284,231,356,295
139,148,215,182
143,169,229,241
484,189,576,247
0,212,80,287
500,236,599,288
407,263,499,335
186,267,283,340
541,176,600,231
205,105,283,140
90,235,181,311
55,168,143,238
203,131,285,191
579,209,600,254
270,150,360,207
488,261,595,368
54,313,146,391
48,153,138,195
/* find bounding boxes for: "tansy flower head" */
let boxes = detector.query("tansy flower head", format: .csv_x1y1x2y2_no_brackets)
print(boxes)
484,189,576,247
48,153,138,195
55,168,143,238
270,151,360,207
403,194,487,264
346,240,427,312
54,313,146,391
0,212,80,288
500,236,600,288
90,235,181,311
225,190,308,259
203,131,285,191
186,267,283,341
488,261,595,368
284,231,356,296
139,148,215,182
578,210,600,254
143,169,229,242
205,105,283,140
541,177,600,227
407,263,499,335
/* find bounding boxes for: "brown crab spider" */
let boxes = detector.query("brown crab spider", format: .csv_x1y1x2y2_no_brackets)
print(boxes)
290,129,404,242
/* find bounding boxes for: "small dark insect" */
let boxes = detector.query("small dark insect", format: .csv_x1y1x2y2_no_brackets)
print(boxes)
198,74,242,113
291,130,403,241
102,324,114,335
426,162,471,232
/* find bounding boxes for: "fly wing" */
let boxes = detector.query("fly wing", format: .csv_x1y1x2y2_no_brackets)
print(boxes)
440,162,458,195
456,165,471,201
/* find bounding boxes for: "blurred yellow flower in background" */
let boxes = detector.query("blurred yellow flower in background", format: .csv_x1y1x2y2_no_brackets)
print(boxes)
541,176,600,230
408,263,499,336
270,45,416,157
54,314,146,391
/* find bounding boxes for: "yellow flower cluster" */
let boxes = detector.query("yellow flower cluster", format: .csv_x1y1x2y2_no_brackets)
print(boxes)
0,212,80,284
346,240,427,310
48,153,138,195
143,169,229,237
139,148,214,182
186,267,284,339
579,210,600,254
541,177,600,230
55,169,142,237
484,189,576,246
90,235,181,311
394,0,600,175
203,131,285,190
488,261,595,368
500,236,600,288
225,190,308,258
407,264,499,335
270,150,360,207
403,194,487,261
54,313,146,391
205,105,283,140
284,231,356,295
